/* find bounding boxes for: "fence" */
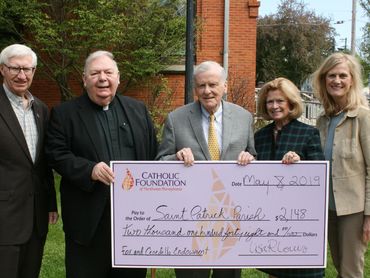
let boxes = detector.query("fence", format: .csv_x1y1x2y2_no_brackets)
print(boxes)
300,99,322,125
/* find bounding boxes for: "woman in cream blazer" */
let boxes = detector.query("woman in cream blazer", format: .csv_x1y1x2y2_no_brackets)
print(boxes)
313,52,370,278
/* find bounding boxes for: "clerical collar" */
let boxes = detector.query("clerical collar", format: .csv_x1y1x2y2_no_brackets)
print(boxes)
86,93,116,111
102,96,117,110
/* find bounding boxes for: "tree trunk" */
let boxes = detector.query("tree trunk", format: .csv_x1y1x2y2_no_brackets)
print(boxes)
56,72,74,101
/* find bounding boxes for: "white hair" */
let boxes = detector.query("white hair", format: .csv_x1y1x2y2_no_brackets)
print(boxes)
83,50,118,73
193,61,227,84
0,44,37,67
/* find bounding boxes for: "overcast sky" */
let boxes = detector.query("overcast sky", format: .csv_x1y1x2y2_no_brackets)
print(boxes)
258,0,367,51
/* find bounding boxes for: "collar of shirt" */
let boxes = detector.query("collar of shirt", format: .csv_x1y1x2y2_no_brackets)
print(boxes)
85,93,116,111
102,97,117,111
3,83,34,109
200,103,223,122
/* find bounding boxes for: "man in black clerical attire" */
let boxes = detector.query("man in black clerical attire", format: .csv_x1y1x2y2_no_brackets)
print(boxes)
46,50,157,278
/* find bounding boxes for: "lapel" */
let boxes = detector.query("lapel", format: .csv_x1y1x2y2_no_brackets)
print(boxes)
220,101,234,160
32,99,44,163
188,101,210,160
76,94,109,162
0,86,33,162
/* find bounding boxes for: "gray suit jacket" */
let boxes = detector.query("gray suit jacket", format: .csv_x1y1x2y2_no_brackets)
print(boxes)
156,100,256,161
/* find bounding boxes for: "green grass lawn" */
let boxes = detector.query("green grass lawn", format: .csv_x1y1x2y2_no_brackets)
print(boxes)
40,178,370,278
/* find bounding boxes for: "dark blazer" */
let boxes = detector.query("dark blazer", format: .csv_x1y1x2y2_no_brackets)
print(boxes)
255,119,324,160
255,120,325,278
45,93,157,245
0,85,56,245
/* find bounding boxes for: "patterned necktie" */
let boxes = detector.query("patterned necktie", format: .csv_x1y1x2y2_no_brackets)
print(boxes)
208,114,220,160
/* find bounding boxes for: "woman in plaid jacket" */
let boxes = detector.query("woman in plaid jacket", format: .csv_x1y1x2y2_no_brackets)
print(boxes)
255,77,325,278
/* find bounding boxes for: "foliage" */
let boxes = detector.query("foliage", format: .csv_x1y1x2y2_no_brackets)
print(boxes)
144,75,176,142
226,72,255,111
360,0,370,86
256,0,335,88
0,0,186,100
254,118,270,132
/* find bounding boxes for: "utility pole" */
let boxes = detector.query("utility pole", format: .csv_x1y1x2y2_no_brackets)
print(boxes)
184,0,194,104
351,0,356,55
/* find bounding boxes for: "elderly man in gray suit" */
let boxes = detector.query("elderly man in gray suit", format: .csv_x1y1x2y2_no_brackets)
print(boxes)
156,61,256,278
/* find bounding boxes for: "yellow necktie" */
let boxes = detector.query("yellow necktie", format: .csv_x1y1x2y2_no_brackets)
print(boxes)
208,114,220,160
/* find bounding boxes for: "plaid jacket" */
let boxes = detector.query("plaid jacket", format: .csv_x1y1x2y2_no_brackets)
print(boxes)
256,119,325,277
255,119,324,161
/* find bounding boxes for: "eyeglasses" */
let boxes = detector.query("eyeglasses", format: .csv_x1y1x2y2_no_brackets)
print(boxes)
3,64,35,76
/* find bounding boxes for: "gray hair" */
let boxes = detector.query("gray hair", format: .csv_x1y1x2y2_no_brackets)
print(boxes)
83,50,118,73
193,61,227,84
0,44,37,67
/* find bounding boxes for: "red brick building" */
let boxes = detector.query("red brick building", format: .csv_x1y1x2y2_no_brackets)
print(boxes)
30,0,260,113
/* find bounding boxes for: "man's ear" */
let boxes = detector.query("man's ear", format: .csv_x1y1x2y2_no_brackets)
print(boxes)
82,73,86,87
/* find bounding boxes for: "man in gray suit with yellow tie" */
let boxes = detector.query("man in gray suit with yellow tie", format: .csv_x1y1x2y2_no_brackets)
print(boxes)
156,61,256,278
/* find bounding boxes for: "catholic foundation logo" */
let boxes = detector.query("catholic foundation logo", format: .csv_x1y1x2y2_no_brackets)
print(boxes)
122,168,134,191
135,171,186,191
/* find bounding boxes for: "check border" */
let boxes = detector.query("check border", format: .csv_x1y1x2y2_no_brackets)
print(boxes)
110,161,329,269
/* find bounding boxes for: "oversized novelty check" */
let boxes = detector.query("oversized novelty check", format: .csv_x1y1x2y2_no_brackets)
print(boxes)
110,161,329,269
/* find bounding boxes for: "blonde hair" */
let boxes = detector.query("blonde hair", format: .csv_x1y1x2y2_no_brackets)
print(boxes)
312,52,368,116
257,77,303,120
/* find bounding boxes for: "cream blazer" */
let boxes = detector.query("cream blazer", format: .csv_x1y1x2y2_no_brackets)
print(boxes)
317,107,370,216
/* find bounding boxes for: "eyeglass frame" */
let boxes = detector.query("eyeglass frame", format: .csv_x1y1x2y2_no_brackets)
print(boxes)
2,64,36,76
